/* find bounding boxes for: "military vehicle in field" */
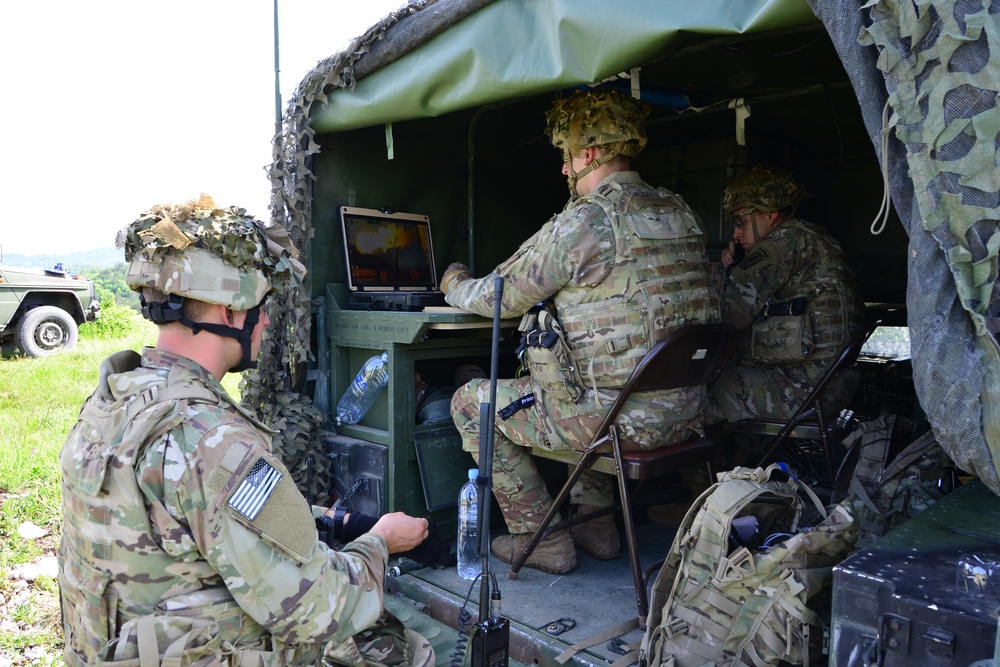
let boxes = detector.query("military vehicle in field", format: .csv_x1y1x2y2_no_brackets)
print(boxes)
246,1,1000,664
0,248,101,357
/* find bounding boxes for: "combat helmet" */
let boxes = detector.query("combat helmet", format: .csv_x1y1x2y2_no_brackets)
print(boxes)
121,194,305,371
723,164,810,217
545,88,650,194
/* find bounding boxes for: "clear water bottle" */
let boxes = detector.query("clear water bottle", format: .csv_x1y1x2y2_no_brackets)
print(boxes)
457,469,481,580
336,351,390,425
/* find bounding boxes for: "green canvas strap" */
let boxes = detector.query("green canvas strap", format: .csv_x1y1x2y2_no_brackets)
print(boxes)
555,617,640,664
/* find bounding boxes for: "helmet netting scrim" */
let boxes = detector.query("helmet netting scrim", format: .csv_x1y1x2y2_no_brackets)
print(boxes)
545,88,650,194
723,164,811,218
121,194,305,310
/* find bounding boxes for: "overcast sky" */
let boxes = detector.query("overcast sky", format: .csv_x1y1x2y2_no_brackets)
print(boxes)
0,0,405,257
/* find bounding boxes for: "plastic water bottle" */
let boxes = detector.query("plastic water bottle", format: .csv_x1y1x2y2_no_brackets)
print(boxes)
457,469,481,580
336,351,390,425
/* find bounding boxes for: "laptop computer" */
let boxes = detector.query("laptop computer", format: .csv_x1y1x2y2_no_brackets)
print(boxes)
339,206,448,311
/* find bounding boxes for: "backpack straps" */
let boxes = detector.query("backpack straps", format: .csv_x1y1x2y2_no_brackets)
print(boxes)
555,617,641,665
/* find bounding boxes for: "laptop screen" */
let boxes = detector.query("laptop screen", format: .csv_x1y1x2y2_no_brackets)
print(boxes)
339,207,439,293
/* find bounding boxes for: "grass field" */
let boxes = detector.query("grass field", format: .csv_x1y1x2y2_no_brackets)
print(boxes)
0,311,242,662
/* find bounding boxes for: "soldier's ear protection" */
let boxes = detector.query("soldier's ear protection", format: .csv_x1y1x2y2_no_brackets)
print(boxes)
140,293,185,324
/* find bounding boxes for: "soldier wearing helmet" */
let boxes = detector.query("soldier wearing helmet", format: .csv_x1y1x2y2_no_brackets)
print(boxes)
707,165,865,424
59,196,436,667
440,89,719,574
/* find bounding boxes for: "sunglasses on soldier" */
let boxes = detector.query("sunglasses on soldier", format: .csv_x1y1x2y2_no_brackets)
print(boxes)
731,209,757,229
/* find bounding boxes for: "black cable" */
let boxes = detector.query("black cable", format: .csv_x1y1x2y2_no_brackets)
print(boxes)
450,574,482,667
723,33,826,58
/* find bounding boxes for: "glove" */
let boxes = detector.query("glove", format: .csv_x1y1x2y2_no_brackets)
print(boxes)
338,511,378,544
440,262,472,295
400,517,456,569
318,511,455,569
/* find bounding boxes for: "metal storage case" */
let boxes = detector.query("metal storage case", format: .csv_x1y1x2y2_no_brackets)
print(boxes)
830,478,1000,665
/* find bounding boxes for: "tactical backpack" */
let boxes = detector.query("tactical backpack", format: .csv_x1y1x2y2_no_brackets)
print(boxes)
638,465,859,667
833,413,956,551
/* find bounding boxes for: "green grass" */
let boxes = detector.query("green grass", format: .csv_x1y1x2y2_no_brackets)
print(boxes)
0,307,244,657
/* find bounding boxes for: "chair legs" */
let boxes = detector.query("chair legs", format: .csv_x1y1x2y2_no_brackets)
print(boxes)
506,426,650,628
611,426,649,628
507,436,609,578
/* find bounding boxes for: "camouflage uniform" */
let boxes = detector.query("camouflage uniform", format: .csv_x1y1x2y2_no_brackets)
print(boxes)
59,347,432,667
59,196,431,667
707,218,864,422
447,170,718,534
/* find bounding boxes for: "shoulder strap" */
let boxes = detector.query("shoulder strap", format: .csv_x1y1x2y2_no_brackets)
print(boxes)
880,430,940,481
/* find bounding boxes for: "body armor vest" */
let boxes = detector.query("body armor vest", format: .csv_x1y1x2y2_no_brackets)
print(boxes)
59,351,272,667
733,218,862,365
554,179,718,391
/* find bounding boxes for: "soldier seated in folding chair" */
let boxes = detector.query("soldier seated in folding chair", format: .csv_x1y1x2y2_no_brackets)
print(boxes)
441,88,719,575
706,164,866,428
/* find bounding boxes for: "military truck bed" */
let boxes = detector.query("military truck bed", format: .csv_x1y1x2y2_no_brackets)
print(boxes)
387,522,677,667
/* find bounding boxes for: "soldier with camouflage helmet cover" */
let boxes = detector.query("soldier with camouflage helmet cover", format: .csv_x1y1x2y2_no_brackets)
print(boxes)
707,164,865,424
440,89,719,574
58,195,435,667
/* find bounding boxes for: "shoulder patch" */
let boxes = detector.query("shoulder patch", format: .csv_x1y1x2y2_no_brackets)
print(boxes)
731,241,780,280
223,454,316,562
228,458,282,520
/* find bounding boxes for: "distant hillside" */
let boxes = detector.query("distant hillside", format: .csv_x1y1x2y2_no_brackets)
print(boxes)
1,246,121,271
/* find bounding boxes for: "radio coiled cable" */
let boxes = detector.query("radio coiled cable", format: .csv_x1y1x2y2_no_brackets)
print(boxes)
450,574,481,667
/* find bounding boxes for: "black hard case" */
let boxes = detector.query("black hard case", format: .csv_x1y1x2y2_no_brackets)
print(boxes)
830,478,1000,666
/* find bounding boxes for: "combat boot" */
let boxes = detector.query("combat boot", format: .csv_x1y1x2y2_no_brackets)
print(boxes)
490,531,577,574
570,505,621,560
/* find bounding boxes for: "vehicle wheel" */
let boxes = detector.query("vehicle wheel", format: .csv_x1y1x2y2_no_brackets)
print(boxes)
15,306,78,357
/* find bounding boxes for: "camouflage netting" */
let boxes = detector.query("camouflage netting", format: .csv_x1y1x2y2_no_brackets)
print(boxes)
808,0,1000,494
242,0,494,501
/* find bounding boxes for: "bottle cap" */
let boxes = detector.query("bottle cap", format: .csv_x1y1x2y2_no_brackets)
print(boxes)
468,469,479,480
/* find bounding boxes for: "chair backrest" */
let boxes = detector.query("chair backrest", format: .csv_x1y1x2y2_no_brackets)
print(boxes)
630,322,738,394
603,323,738,428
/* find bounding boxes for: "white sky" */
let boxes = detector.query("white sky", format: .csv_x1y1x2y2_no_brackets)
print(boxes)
0,0,406,257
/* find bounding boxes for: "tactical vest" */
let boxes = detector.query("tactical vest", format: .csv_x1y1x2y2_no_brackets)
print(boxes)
59,350,282,667
731,219,862,365
552,179,718,393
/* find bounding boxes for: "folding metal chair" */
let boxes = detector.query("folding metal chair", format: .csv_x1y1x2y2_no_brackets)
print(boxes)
510,322,738,625
728,319,881,475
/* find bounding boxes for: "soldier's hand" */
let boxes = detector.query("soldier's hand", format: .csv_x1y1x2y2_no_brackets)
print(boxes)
721,241,737,269
440,262,472,295
370,512,430,553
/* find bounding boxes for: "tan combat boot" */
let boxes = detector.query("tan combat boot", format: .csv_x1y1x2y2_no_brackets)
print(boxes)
570,505,621,560
490,531,577,574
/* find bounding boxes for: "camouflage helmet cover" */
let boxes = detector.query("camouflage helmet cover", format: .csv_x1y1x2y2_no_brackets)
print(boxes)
122,194,305,310
545,88,651,158
723,164,810,217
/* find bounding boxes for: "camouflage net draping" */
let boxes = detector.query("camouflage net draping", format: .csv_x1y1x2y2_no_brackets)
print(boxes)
809,0,1000,494
240,1,440,503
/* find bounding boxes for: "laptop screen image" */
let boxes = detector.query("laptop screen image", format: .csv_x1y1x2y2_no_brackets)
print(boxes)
339,206,446,311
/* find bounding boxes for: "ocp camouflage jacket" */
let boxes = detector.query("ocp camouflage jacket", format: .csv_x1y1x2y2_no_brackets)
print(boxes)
59,348,389,667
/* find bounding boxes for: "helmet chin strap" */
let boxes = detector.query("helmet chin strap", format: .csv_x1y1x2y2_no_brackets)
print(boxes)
139,294,264,372
749,210,775,247
564,148,618,196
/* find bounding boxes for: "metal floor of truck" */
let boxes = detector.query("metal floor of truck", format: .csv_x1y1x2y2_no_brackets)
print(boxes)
386,517,679,667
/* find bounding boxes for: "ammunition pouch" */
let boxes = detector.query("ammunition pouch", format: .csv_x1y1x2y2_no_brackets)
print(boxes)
517,310,584,402
750,298,813,363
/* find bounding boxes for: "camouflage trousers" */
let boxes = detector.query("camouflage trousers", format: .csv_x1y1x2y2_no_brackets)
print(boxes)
450,376,699,535
705,360,859,423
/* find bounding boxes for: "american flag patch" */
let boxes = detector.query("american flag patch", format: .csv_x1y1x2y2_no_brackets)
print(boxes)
228,458,282,520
